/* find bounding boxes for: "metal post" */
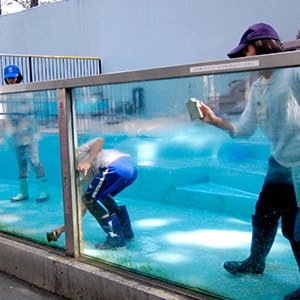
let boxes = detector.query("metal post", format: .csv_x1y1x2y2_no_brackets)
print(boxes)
28,56,33,82
57,87,82,257
98,59,102,74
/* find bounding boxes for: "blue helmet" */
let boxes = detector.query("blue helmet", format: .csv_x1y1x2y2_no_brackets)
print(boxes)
4,64,23,84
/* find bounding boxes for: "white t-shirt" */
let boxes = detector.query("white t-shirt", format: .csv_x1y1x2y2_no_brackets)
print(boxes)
232,68,300,168
77,138,129,183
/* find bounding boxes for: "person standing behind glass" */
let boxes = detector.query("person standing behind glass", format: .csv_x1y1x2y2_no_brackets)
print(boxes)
4,64,49,202
198,23,300,300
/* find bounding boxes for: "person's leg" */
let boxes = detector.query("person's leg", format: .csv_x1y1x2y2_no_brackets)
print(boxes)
102,194,119,214
85,159,137,249
95,213,126,249
11,145,29,201
281,183,300,300
284,239,300,300
224,157,289,275
94,159,137,242
84,169,124,248
284,239,300,299
82,193,125,249
103,195,134,240
46,225,65,242
224,212,278,274
116,205,135,240
28,142,49,202
292,166,300,208
291,166,300,242
46,205,87,242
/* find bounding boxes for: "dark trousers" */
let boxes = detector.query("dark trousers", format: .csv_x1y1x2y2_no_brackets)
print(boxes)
254,156,297,240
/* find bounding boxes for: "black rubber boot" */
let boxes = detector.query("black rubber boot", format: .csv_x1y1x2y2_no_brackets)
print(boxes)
284,287,300,300
290,240,300,269
223,215,278,275
284,241,300,300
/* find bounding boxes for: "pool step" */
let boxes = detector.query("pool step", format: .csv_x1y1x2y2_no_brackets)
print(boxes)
210,160,266,195
175,182,257,217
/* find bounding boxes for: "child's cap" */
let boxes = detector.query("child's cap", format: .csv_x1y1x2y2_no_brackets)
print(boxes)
4,64,23,83
227,23,280,58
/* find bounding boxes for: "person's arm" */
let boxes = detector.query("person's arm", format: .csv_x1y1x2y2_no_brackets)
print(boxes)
199,101,234,134
76,138,104,175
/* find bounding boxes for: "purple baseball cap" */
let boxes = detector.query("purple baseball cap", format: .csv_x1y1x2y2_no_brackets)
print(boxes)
227,23,280,58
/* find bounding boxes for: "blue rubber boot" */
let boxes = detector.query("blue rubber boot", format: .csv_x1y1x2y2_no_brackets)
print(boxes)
116,205,134,240
96,214,126,250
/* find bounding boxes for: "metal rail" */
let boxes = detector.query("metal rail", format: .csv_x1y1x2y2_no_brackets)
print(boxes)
0,54,101,85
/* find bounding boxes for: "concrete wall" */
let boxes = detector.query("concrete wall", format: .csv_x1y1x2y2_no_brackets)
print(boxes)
0,0,299,73
0,235,214,300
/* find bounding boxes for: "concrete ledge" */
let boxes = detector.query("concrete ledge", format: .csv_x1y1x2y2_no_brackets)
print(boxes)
0,234,218,300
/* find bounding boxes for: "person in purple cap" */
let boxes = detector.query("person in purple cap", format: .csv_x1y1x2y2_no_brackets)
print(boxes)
198,23,300,300
227,23,282,58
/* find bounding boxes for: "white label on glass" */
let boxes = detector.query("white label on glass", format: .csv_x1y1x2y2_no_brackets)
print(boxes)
190,60,260,73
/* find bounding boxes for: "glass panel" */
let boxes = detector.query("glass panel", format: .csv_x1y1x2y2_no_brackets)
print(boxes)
0,90,65,249
69,66,300,299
